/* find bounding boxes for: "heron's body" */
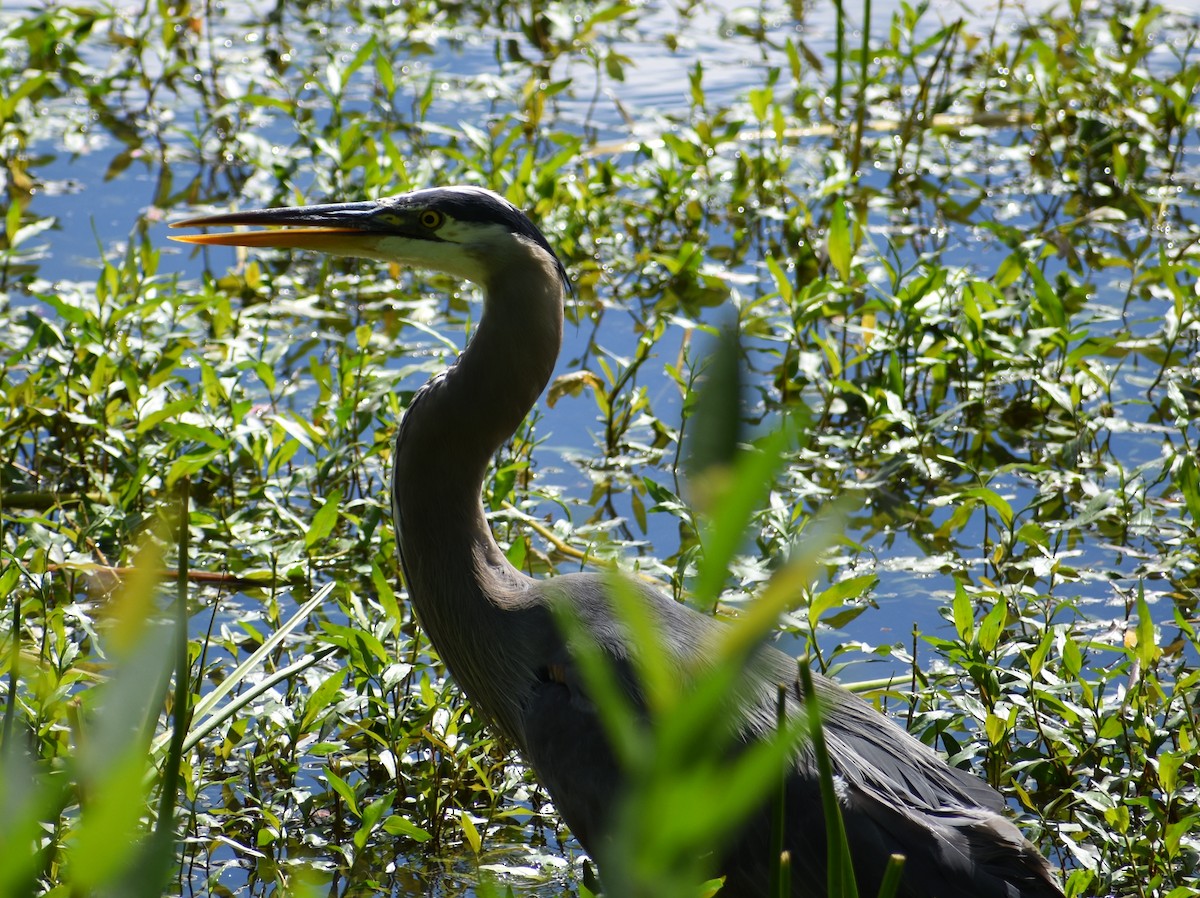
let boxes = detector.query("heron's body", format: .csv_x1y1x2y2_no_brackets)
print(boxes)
174,186,1063,898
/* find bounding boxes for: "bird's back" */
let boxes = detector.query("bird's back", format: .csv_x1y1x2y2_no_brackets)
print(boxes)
518,572,1062,898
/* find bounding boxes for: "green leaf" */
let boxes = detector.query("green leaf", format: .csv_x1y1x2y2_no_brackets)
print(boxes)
166,449,218,487
459,811,482,855
300,670,346,732
1134,584,1158,670
977,601,1006,653
1062,633,1083,677
382,815,432,843
136,397,198,433
765,254,793,304
960,486,1014,529
306,489,343,549
324,767,359,818
985,712,1008,746
808,574,877,628
951,581,974,643
683,324,743,485
827,199,852,282
354,793,394,850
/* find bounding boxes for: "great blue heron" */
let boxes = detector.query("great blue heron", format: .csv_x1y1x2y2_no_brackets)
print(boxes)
173,186,1063,898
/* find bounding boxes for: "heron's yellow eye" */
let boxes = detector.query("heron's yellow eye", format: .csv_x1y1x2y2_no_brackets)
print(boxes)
419,210,444,230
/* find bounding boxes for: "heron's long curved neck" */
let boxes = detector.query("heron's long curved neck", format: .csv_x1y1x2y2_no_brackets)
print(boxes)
392,246,564,701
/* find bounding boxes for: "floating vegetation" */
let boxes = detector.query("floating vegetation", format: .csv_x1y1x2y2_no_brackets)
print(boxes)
1,1,1198,896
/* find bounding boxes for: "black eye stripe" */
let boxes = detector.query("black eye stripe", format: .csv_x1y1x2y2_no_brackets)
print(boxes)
377,187,571,292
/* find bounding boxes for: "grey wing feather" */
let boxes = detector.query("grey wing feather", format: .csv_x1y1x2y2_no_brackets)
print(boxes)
516,573,1061,898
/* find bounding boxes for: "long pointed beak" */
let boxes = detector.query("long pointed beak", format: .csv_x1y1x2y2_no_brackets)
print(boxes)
169,200,387,254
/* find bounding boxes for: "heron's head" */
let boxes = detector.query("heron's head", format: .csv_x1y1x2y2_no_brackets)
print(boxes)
171,185,569,293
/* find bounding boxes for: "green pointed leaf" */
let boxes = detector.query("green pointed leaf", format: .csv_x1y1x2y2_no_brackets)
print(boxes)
306,489,344,549
827,199,852,281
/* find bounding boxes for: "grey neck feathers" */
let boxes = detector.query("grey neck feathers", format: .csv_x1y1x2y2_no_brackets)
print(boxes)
391,242,565,740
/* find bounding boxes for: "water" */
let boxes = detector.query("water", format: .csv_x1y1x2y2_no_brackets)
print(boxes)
6,0,1199,894
13,0,1195,726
